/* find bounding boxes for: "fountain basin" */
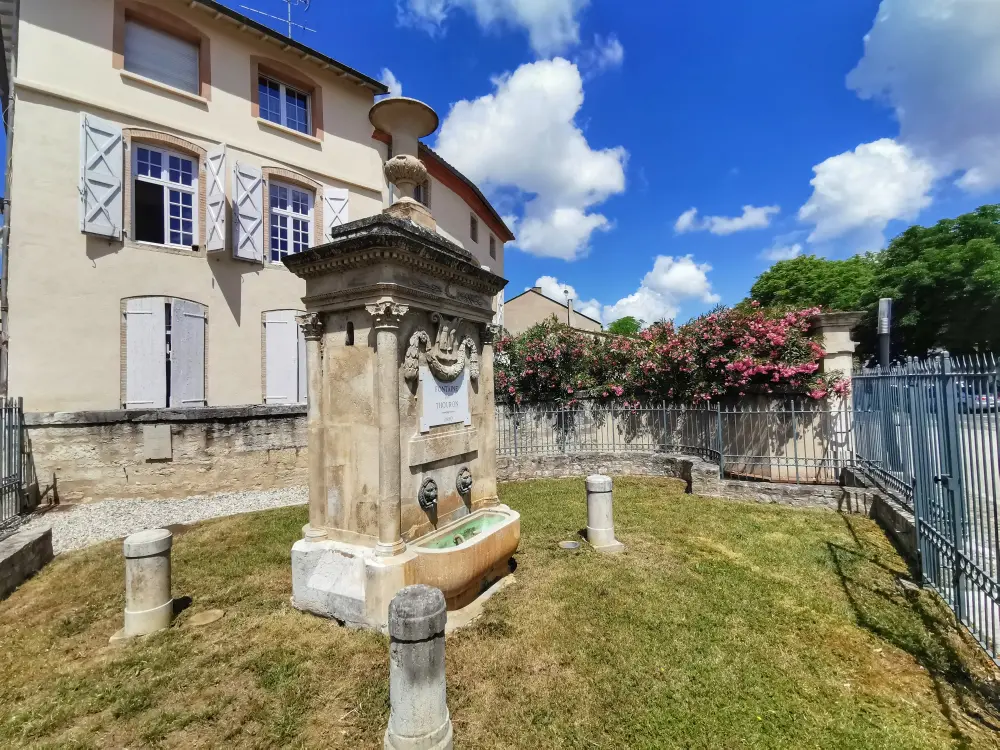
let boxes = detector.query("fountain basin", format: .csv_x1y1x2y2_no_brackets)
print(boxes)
412,505,520,609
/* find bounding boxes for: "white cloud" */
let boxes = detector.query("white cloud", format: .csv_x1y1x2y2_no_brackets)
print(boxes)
673,205,780,235
534,255,719,326
436,59,627,260
847,0,1000,192
577,34,624,76
378,68,403,100
798,138,935,247
760,243,803,262
398,0,590,56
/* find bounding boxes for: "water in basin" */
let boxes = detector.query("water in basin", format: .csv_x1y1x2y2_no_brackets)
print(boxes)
418,512,508,549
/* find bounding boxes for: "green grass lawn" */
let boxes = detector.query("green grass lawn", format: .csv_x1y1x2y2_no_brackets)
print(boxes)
2,477,999,748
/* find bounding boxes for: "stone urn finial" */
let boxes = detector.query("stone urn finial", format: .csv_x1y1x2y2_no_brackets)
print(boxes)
370,97,440,232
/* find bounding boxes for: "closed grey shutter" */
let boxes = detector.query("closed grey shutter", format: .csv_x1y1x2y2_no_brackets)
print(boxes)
297,320,308,403
265,310,299,404
124,20,199,94
170,299,207,408
80,114,123,239
493,289,505,327
323,186,349,240
125,297,166,409
205,144,226,252
233,162,264,262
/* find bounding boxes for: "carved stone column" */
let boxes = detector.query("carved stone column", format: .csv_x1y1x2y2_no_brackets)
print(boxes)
367,299,409,557
298,313,327,540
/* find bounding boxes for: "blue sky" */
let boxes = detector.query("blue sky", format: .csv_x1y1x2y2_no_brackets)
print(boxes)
15,0,1000,324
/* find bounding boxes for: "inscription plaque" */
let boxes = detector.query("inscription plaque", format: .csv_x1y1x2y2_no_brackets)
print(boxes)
420,365,471,433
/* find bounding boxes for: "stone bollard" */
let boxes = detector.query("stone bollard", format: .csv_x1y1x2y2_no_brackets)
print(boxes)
385,585,453,750
123,529,174,638
586,475,624,554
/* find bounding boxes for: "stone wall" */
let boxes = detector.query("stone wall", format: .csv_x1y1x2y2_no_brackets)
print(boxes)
26,405,307,503
0,527,53,599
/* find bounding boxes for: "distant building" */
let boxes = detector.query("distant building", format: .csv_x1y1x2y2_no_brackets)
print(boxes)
503,287,603,336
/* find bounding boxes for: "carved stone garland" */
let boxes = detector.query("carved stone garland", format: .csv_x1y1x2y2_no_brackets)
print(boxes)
404,312,480,383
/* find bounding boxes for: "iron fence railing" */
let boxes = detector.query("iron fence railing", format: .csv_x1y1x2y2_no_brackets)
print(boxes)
854,354,1000,663
496,398,852,485
0,397,30,531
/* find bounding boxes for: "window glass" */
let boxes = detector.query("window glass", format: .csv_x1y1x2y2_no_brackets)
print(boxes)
133,145,198,249
270,182,312,263
259,75,310,135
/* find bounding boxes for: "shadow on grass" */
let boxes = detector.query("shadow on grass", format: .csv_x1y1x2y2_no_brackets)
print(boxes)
829,515,1000,747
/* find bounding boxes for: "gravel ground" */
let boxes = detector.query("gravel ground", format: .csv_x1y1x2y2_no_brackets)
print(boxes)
20,487,308,555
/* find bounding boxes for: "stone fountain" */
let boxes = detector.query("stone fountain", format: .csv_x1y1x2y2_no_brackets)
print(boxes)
284,98,517,631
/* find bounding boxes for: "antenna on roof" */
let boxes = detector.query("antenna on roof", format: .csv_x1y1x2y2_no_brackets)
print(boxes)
240,0,316,40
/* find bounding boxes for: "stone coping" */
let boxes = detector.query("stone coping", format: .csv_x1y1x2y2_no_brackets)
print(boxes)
283,214,506,292
25,404,307,427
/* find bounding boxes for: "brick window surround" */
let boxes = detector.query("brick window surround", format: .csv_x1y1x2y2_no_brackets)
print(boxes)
262,167,324,262
123,129,208,251
112,0,212,101
251,57,325,141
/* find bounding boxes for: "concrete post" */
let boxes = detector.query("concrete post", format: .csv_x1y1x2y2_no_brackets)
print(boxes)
368,299,409,557
123,529,173,637
586,475,624,554
810,312,865,478
298,313,327,540
385,585,453,750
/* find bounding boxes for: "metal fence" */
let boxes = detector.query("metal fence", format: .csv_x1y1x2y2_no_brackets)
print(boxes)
853,354,1000,663
0,397,31,530
496,398,852,485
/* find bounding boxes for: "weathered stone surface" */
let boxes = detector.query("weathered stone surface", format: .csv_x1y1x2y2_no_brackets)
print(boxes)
122,528,173,638
385,585,453,750
27,407,308,503
0,526,53,599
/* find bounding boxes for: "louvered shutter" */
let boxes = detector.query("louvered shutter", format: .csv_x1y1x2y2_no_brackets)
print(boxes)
323,186,349,240
125,297,166,409
297,321,308,403
170,299,207,408
80,114,123,239
265,310,299,404
233,162,264,262
124,20,199,95
205,144,226,252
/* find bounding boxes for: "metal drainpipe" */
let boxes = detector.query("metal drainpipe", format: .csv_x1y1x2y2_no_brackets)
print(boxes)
0,7,19,398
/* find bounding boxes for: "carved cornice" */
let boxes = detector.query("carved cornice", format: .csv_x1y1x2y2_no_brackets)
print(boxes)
296,313,325,341
366,301,409,330
303,282,495,322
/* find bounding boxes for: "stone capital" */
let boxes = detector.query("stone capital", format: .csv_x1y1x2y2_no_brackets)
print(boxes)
482,323,502,346
297,313,325,341
366,300,409,330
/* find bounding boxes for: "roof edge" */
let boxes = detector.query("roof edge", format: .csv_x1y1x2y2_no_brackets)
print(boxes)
506,288,603,326
192,0,388,94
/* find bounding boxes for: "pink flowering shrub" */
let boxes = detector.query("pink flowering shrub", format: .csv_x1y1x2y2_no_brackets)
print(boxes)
496,305,850,405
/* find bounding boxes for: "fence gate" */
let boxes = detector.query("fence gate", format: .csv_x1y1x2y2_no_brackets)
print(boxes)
0,397,27,529
854,355,1000,662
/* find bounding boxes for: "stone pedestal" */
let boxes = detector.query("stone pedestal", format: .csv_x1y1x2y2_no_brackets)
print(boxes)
586,475,624,554
122,529,173,637
384,585,453,750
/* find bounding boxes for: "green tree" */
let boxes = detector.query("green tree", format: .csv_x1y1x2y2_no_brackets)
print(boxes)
866,204,1000,356
750,254,877,311
607,316,644,336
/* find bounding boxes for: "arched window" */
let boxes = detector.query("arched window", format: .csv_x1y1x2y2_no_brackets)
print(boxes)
123,297,207,409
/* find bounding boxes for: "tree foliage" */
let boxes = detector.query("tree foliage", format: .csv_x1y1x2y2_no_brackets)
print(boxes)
606,316,643,336
749,204,1000,357
750,254,877,312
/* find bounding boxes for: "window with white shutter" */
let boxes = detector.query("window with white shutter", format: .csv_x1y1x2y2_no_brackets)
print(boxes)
124,20,200,95
124,297,167,409
233,162,264,262
323,186,349,241
205,145,226,252
132,145,199,249
80,114,124,239
269,181,313,263
264,310,306,404
123,297,206,409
